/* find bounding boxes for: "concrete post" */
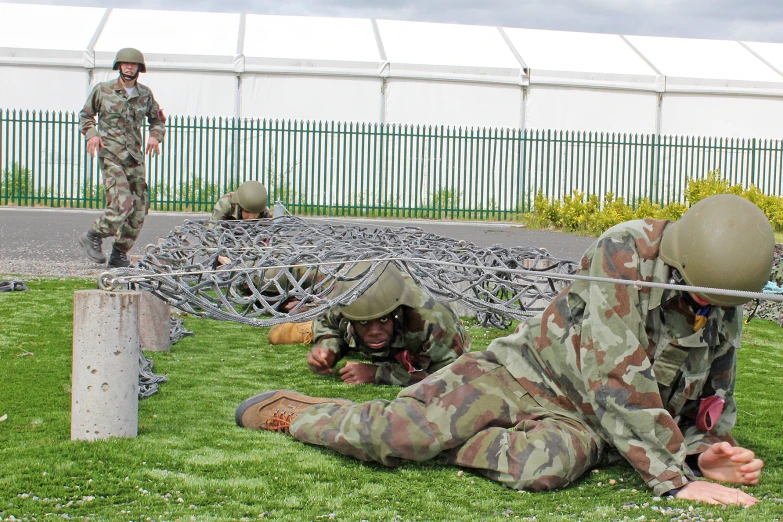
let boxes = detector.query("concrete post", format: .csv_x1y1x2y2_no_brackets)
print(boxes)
71,290,140,440
138,290,171,352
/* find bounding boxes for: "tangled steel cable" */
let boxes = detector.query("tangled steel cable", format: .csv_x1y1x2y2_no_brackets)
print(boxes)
101,217,579,328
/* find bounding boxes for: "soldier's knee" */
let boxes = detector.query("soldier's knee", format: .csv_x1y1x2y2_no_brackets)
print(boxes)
502,474,572,492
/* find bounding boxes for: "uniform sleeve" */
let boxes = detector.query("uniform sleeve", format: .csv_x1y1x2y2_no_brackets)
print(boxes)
376,309,470,386
680,340,739,455
211,194,232,221
575,235,694,496
146,92,166,142
312,308,349,361
79,85,101,141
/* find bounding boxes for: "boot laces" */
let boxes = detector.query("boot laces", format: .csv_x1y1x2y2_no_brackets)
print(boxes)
89,234,103,250
265,408,297,432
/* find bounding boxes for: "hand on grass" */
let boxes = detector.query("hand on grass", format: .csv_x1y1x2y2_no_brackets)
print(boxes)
339,362,377,384
674,480,757,507
307,347,336,374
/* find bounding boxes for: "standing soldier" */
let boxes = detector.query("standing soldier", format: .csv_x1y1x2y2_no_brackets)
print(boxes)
236,195,769,507
211,180,272,221
267,262,471,386
78,48,166,268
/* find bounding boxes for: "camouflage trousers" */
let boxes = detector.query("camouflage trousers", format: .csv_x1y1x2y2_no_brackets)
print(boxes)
290,351,603,491
91,156,148,253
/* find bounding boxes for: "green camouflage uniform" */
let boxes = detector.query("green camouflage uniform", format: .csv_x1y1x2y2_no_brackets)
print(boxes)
211,192,272,221
79,78,165,253
312,281,471,386
290,219,740,495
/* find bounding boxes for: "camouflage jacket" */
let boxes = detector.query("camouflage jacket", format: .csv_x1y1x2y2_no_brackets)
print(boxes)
313,283,471,386
211,192,272,221
488,219,740,496
79,78,165,164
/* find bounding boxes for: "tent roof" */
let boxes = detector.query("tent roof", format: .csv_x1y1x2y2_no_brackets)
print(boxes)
376,19,523,82
0,2,105,66
2,1,783,93
243,14,380,73
503,28,659,90
94,8,240,70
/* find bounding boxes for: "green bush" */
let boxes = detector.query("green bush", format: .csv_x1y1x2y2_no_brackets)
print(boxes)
0,162,35,201
527,170,783,235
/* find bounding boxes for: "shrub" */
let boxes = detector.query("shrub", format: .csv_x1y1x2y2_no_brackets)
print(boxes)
526,170,783,235
0,163,35,201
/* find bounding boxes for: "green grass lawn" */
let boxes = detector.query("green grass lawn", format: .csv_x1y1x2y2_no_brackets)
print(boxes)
1,277,782,522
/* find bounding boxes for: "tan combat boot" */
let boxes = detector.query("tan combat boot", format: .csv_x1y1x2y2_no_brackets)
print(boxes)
268,321,314,345
235,389,352,432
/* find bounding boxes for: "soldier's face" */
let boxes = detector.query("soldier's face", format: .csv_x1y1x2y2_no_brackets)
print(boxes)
241,209,261,220
119,62,139,76
353,313,395,350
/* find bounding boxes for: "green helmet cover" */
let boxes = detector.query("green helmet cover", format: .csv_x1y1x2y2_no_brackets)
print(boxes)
659,194,774,307
339,262,415,321
113,48,146,72
232,181,268,214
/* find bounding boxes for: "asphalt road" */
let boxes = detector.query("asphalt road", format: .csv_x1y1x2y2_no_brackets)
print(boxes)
0,206,595,278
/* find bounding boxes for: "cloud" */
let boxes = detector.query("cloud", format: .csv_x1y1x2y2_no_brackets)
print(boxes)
7,0,783,42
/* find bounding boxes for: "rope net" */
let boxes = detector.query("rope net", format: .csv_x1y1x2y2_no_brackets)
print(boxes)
103,217,580,329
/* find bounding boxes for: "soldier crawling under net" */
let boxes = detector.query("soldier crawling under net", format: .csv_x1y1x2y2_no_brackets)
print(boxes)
235,195,771,508
268,262,471,386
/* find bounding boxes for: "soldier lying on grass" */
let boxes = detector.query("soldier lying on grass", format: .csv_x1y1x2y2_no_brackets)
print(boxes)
269,262,471,385
237,194,769,507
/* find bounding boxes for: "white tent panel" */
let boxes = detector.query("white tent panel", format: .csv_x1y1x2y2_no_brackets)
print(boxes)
526,86,658,134
661,94,783,139
92,68,237,118
0,3,105,66
94,9,239,70
241,74,381,122
244,15,380,68
377,19,522,81
0,66,87,112
504,28,655,75
385,80,521,128
743,41,783,75
625,35,783,94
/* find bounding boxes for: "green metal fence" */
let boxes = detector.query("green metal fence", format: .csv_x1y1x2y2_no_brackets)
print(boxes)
2,109,782,219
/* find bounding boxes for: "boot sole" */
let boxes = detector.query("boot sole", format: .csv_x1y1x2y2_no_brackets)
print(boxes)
78,235,106,264
234,389,290,427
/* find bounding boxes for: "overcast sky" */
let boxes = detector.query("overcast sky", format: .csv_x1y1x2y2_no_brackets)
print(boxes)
9,0,783,43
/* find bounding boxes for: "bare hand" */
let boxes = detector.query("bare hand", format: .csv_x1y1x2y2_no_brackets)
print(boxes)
307,347,336,375
146,136,160,156
339,362,377,384
86,136,103,157
698,442,764,485
675,480,757,507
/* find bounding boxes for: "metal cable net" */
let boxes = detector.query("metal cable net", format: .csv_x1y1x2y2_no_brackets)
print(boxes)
102,217,579,328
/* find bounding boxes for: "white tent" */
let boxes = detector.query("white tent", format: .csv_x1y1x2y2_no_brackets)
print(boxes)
2,1,783,138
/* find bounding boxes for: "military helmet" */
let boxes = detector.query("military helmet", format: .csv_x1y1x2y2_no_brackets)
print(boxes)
338,262,416,321
113,48,146,73
659,194,774,307
232,181,268,214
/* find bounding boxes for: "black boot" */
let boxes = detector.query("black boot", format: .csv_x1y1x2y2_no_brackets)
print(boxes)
107,248,130,268
78,231,106,264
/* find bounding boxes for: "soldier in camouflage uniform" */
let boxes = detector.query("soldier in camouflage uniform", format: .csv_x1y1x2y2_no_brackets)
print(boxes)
211,180,272,221
236,195,770,507
78,48,166,268
270,262,470,386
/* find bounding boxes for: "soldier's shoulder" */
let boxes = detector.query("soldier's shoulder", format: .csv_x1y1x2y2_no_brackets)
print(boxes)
136,82,155,96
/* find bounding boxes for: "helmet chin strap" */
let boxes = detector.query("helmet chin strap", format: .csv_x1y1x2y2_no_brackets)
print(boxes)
119,69,140,83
